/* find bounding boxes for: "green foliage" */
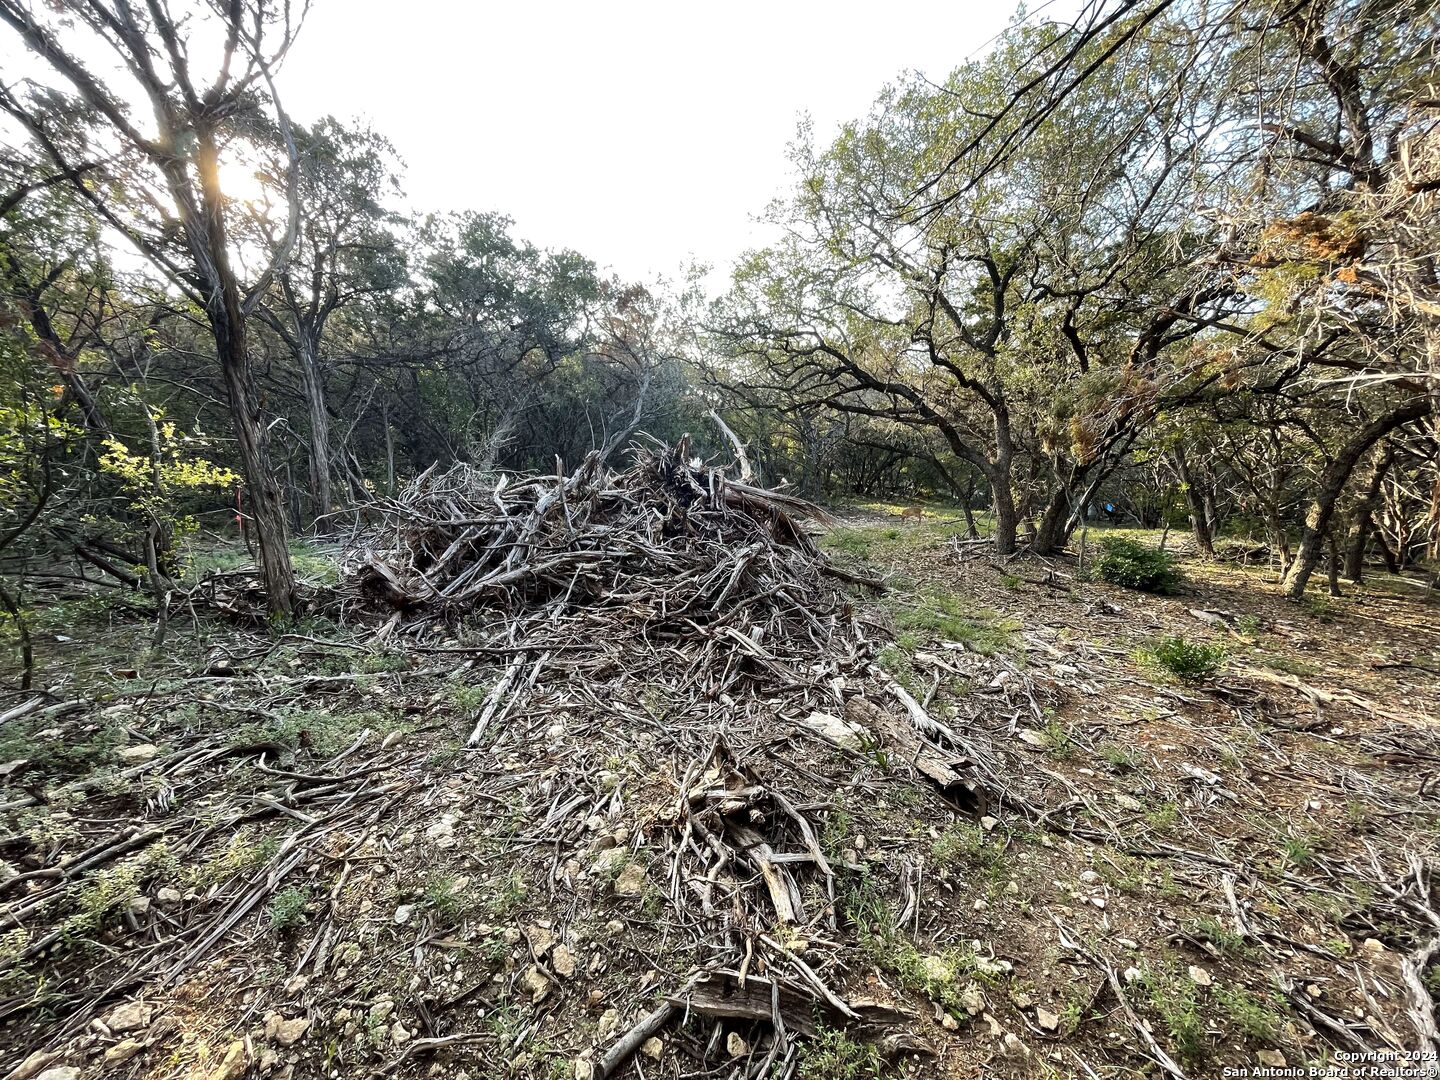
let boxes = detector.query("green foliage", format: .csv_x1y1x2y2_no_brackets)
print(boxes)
1090,537,1183,593
1142,966,1206,1067
1263,654,1318,678
1422,963,1440,1001
844,872,984,1018
1041,718,1076,759
1190,917,1256,959
268,886,309,932
448,678,494,713
479,868,528,921
1101,744,1139,772
1215,985,1285,1041
422,873,475,924
0,720,122,776
189,827,280,889
99,420,238,510
63,842,176,938
1140,636,1226,681
930,822,1005,879
821,529,875,559
798,1025,887,1080
227,705,408,759
1280,833,1316,867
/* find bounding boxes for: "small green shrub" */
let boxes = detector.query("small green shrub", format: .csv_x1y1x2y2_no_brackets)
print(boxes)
268,886,309,932
930,822,1005,877
1092,538,1182,593
422,872,475,924
1215,985,1284,1041
798,1025,886,1080
1143,968,1206,1066
1142,636,1226,681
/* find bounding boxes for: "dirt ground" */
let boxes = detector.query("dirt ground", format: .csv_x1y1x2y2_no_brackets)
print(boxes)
2,513,1438,1080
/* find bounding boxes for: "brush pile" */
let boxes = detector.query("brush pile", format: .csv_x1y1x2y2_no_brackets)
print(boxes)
345,437,880,701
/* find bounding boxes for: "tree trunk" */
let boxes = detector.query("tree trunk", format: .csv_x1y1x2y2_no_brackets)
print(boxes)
297,331,334,528
1325,530,1341,597
1172,446,1214,558
1032,484,1072,556
990,411,1018,555
1283,397,1431,600
216,315,296,616
991,469,1018,555
1341,444,1394,581
193,135,296,617
383,398,396,495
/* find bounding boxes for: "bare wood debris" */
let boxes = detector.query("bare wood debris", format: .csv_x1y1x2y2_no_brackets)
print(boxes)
345,436,877,695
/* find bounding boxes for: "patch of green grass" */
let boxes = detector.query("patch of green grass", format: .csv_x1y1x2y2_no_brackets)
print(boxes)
930,822,1005,879
1191,917,1256,958
885,939,978,1016
821,529,875,559
1107,856,1145,895
1142,966,1207,1068
0,720,124,777
1041,718,1076,760
888,588,1018,656
1280,833,1316,867
479,867,528,921
1215,985,1285,1041
1235,614,1263,638
1145,801,1181,833
268,886,309,932
63,841,176,938
1262,654,1319,678
0,927,33,997
422,873,475,925
1343,801,1369,829
845,872,983,1018
357,649,411,674
229,706,408,759
798,1025,887,1080
1101,745,1139,772
874,646,919,692
288,540,339,584
447,678,494,713
822,800,855,863
1139,636,1226,681
189,827,279,888
182,547,253,582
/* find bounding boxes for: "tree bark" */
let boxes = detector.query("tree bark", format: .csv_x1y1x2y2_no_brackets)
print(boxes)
194,138,296,616
990,411,1018,555
1032,484,1073,556
991,469,1018,555
1341,443,1394,581
296,330,334,527
1283,397,1431,600
1171,446,1215,558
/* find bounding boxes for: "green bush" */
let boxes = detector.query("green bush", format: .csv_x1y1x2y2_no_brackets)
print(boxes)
1143,636,1226,681
267,886,309,932
1092,537,1182,593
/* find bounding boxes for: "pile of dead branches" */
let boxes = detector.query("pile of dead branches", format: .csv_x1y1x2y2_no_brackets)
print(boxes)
344,438,880,706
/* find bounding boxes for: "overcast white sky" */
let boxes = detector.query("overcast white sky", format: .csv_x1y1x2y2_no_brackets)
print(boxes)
278,1,1025,284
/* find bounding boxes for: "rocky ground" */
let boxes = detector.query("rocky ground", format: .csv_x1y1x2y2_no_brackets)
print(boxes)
1,511,1438,1080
